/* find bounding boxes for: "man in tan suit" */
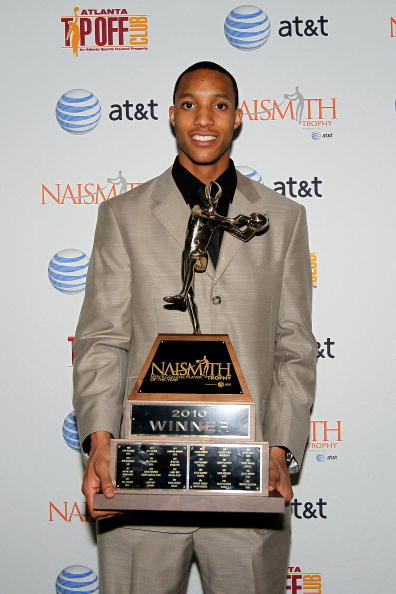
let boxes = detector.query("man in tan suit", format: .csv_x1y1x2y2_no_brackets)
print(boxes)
73,62,316,594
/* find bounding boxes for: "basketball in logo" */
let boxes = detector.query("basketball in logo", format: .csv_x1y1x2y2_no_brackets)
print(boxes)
224,5,271,50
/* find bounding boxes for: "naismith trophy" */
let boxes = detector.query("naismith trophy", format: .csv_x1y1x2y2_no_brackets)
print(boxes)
95,182,284,513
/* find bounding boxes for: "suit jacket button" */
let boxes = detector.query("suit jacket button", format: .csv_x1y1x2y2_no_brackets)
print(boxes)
212,296,222,305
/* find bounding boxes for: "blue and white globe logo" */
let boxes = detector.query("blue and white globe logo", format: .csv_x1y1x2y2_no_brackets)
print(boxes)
236,165,264,184
48,249,89,294
62,411,80,452
316,453,326,462
56,566,99,594
312,131,321,140
224,5,271,50
56,89,101,134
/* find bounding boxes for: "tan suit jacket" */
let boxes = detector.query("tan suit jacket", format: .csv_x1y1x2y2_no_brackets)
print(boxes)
73,167,316,472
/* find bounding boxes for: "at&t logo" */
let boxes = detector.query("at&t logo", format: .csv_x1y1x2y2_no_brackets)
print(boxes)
273,177,323,198
287,567,322,593
62,411,80,451
56,89,101,134
48,249,89,294
290,498,327,520
236,165,264,184
56,566,98,593
224,6,271,50
316,452,338,462
224,6,329,51
311,131,333,141
55,89,159,132
56,90,159,132
61,7,148,55
317,337,335,359
109,99,158,121
279,16,328,38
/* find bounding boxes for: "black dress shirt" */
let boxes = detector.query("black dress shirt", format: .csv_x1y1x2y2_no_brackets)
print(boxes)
171,157,237,268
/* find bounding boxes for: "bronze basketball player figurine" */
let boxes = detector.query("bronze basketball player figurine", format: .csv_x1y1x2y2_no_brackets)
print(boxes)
164,181,269,334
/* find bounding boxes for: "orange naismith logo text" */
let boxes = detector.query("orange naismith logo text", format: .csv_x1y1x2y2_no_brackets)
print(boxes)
242,87,337,128
49,500,91,522
390,17,396,37
61,7,148,56
41,176,142,205
310,252,318,287
308,420,343,449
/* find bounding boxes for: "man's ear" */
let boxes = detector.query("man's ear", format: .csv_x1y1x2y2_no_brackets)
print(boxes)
234,108,242,130
169,106,175,127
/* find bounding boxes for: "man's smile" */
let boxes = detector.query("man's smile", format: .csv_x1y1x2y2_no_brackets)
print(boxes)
191,134,217,143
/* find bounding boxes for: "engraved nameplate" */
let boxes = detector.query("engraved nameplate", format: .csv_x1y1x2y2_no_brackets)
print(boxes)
189,445,261,492
114,442,262,493
129,404,250,438
116,443,187,490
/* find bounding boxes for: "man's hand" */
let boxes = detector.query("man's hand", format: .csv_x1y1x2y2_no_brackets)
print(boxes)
268,446,293,502
82,431,120,520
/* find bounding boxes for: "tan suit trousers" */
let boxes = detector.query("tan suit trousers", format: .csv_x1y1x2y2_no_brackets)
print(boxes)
97,511,291,594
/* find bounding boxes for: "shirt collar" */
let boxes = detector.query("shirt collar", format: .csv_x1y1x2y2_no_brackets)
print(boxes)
171,157,237,209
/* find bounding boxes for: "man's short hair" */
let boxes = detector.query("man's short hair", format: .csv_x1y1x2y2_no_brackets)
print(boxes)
173,61,239,108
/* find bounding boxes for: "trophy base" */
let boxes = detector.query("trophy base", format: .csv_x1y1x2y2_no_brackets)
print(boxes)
93,438,286,514
110,439,269,494
98,333,285,515
94,492,284,513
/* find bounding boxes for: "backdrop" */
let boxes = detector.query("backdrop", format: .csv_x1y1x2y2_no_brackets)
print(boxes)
2,1,395,592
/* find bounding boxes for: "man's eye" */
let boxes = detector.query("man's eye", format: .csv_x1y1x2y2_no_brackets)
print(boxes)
215,103,227,110
182,102,194,109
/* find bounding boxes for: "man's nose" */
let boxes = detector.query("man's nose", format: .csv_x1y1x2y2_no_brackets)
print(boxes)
194,107,214,127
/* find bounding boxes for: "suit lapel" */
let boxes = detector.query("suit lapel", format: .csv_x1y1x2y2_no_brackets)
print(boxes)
151,168,216,279
213,172,262,284
152,189,189,249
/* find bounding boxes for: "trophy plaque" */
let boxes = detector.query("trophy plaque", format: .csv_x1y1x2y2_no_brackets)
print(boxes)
94,182,283,514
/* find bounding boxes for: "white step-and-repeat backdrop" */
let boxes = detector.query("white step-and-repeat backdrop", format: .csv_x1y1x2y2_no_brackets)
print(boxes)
2,1,395,592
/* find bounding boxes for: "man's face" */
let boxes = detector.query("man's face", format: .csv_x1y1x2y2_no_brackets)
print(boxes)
169,69,242,170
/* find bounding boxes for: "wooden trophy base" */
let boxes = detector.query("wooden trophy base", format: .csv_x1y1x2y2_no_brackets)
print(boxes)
93,334,285,514
94,438,285,514
94,492,285,513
